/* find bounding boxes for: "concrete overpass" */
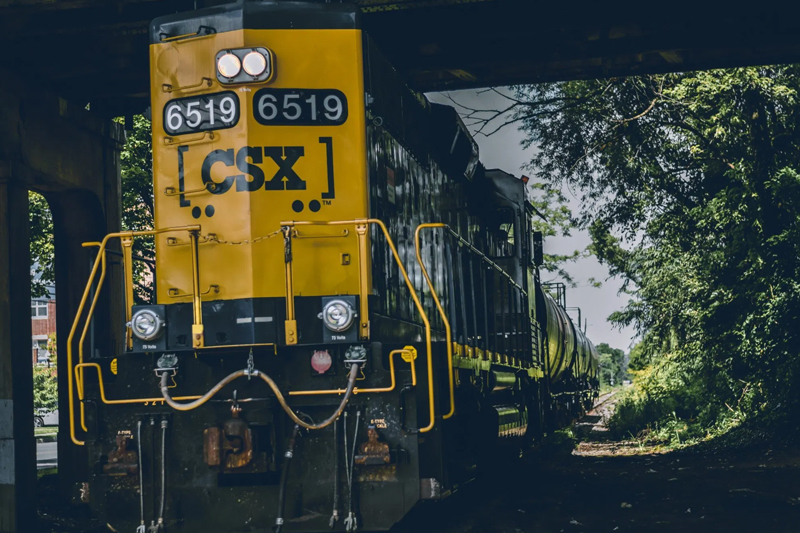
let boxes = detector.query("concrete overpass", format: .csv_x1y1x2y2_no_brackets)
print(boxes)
1,0,799,531
2,0,799,115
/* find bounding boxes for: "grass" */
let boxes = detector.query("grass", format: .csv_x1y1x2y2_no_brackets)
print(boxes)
35,426,58,436
37,467,57,479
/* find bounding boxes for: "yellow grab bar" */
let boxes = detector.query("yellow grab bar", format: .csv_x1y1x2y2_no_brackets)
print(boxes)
67,225,201,446
415,223,456,420
75,363,203,406
289,347,417,396
280,218,437,433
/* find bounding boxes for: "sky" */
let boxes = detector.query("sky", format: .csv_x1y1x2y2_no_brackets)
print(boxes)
427,90,637,352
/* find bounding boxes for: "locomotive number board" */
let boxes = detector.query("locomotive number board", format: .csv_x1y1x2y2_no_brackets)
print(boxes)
253,88,348,126
163,91,240,136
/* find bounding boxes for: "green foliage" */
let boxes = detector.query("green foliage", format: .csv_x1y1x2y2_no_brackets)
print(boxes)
119,115,155,303
627,341,648,371
596,342,627,387
511,66,800,444
526,181,586,285
29,116,155,302
33,333,58,412
33,362,58,412
29,192,54,298
444,90,588,283
540,427,578,455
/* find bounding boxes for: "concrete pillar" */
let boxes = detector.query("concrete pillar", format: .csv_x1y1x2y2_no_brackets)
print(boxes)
0,179,36,532
50,190,114,493
0,68,125,525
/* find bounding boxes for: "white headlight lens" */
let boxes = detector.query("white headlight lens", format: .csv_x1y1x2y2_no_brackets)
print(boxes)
217,53,241,78
242,51,267,76
320,300,356,332
130,309,164,341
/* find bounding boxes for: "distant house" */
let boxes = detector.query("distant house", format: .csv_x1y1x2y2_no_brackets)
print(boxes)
31,268,56,365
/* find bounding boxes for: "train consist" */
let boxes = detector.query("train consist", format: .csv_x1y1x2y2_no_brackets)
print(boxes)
66,2,599,531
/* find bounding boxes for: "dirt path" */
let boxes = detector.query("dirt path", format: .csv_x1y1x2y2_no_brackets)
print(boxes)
396,391,800,533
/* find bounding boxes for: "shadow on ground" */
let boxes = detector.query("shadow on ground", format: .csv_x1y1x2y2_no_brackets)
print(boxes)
394,393,800,533
38,393,800,532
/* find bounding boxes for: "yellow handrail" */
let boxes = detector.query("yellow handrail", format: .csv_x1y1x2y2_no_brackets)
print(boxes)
75,363,203,405
414,223,456,420
280,218,437,433
67,225,201,446
288,347,417,396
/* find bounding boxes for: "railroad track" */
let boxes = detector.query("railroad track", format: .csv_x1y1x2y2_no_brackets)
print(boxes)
591,390,618,413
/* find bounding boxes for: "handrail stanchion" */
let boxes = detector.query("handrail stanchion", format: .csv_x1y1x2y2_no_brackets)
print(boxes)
189,230,204,348
121,235,135,350
355,223,370,339
281,225,297,345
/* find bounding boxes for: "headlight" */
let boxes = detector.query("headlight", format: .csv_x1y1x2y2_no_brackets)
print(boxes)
215,47,273,84
217,52,241,78
242,50,267,76
129,309,164,341
318,299,356,332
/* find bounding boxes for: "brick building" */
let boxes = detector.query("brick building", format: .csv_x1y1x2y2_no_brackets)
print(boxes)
31,283,56,365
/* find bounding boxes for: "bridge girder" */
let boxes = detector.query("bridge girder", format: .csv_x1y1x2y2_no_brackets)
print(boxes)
0,0,798,115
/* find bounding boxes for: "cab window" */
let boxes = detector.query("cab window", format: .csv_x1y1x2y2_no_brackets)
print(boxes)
488,208,516,258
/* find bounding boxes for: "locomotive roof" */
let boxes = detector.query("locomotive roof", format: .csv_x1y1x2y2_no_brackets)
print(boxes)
151,1,360,45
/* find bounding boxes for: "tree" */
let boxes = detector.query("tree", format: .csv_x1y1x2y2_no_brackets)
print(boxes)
502,66,800,428
33,334,58,412
29,192,54,298
526,181,588,285
443,89,590,285
596,342,627,386
28,116,155,301
119,115,156,303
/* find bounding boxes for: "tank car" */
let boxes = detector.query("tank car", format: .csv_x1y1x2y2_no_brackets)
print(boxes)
65,2,599,532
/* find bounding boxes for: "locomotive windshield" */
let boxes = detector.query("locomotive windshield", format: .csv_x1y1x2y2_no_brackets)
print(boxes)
489,207,516,257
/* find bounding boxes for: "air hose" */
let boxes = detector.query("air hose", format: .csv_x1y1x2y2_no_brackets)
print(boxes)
158,364,361,431
274,424,301,533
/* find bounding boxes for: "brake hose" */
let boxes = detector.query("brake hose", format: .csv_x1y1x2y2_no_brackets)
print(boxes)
158,364,360,431
274,424,301,533
136,421,145,533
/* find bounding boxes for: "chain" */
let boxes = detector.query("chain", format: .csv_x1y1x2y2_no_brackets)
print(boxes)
245,349,255,380
208,229,283,246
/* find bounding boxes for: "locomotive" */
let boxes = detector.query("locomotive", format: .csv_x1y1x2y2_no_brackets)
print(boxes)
65,2,600,532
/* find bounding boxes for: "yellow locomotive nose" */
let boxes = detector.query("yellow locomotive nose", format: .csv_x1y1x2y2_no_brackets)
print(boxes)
149,9,369,348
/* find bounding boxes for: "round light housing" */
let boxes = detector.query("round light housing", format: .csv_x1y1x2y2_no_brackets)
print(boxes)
217,52,241,78
318,300,356,332
242,50,267,77
311,350,333,374
129,309,164,341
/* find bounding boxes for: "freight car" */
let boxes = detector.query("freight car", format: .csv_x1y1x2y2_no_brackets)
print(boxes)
65,2,599,532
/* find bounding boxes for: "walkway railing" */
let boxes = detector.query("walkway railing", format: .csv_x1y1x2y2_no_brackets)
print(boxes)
67,225,204,446
280,218,437,433
414,223,541,422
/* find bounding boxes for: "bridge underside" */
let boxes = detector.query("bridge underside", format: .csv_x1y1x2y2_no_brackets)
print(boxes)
1,0,799,116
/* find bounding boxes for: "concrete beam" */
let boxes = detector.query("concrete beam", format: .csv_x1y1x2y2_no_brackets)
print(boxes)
0,179,36,533
0,72,123,196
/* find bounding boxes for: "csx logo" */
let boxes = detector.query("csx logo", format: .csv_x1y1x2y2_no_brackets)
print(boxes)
202,145,306,193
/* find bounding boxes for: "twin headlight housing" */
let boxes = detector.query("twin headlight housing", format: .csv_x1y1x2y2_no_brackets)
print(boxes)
216,47,274,84
318,299,357,332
